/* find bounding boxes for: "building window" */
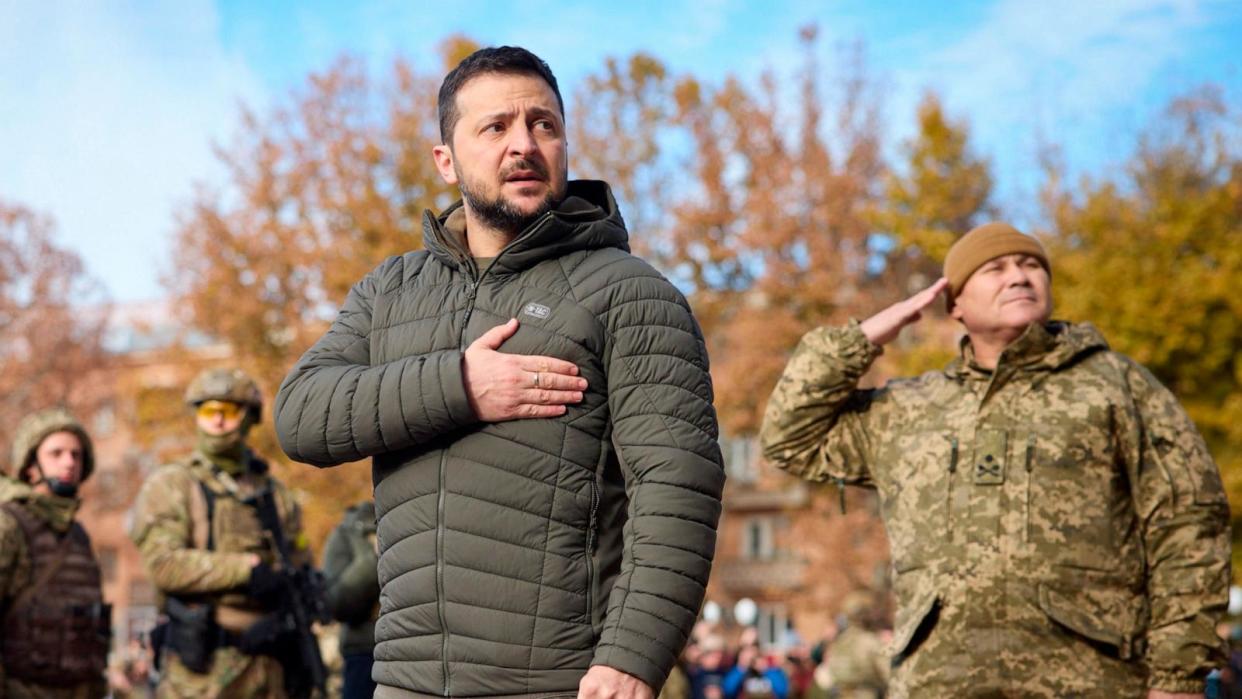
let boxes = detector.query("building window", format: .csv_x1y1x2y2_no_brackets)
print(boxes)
742,516,775,561
93,403,116,437
721,434,758,483
756,603,790,649
98,546,118,583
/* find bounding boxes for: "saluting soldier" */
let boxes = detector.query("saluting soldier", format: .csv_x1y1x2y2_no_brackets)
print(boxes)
762,223,1230,698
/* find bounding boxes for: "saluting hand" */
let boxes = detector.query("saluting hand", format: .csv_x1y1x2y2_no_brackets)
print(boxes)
463,319,587,422
859,277,949,347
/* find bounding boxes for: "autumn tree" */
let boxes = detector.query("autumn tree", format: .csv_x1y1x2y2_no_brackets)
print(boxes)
569,53,676,257
1040,86,1242,544
0,200,109,457
576,30,899,436
573,30,918,634
163,41,475,547
872,91,995,375
877,92,995,264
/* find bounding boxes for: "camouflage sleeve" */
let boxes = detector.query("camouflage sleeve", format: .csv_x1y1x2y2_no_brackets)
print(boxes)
760,321,885,485
128,465,254,595
1122,360,1230,692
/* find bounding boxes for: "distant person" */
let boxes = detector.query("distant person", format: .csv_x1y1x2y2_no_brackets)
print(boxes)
690,635,732,699
762,222,1230,697
824,593,887,699
0,409,109,698
275,45,725,698
130,368,309,699
723,642,789,699
322,500,380,699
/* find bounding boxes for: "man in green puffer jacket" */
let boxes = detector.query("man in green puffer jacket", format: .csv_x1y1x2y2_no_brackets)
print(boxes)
275,46,725,699
761,223,1230,698
322,501,380,699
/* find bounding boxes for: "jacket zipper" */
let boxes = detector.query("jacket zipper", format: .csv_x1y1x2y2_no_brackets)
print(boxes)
434,212,553,693
947,437,958,535
441,269,480,697
1023,435,1035,544
435,450,450,696
585,477,600,626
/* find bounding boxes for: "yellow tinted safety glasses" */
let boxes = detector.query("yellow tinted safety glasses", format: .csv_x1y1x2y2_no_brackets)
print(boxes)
196,400,245,422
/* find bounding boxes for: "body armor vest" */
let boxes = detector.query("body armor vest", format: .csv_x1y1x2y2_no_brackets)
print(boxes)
0,501,110,685
186,464,274,621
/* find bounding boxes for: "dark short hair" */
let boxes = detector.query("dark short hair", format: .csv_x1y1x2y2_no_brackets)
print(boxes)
438,46,564,145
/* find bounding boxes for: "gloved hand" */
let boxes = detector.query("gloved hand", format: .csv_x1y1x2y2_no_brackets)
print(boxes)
247,562,285,606
238,611,286,655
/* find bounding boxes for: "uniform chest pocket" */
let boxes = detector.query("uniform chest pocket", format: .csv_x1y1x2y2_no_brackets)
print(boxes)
1023,416,1127,571
211,498,268,553
881,430,956,573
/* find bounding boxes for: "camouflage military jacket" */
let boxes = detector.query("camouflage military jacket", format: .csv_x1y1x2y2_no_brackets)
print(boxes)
761,321,1230,693
129,450,303,618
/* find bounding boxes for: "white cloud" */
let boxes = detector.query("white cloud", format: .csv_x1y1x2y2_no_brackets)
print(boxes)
885,0,1219,211
0,0,266,301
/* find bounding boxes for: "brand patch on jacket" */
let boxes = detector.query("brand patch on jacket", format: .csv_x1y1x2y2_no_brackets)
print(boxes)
522,302,551,320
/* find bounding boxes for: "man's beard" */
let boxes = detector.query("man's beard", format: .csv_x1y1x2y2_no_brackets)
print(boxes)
458,159,563,236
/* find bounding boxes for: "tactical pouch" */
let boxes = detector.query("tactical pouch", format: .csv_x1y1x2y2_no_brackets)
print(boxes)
165,597,218,674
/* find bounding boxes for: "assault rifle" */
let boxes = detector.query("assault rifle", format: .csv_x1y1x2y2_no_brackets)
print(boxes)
247,486,331,699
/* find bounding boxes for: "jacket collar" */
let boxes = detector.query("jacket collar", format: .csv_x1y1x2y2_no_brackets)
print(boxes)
945,321,1110,382
0,476,79,534
421,180,629,278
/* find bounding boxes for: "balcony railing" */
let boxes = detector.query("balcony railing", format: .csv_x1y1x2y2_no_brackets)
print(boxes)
713,557,808,592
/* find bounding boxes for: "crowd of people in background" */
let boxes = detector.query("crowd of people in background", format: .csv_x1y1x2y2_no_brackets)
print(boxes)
91,613,1242,699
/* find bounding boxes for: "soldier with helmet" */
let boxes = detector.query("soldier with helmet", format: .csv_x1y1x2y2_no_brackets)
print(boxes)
129,368,306,699
824,592,888,699
0,408,110,698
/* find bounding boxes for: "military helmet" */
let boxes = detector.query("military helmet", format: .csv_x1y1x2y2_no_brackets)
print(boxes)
840,590,874,624
185,367,263,422
8,408,95,483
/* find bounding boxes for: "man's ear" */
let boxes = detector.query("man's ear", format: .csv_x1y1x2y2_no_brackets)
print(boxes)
949,299,964,322
432,143,458,185
22,460,39,485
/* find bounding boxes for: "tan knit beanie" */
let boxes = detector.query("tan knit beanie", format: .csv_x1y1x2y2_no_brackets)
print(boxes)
944,222,1049,305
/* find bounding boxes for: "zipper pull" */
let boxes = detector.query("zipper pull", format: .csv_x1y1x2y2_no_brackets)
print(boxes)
836,477,847,515
1025,434,1035,472
948,437,959,474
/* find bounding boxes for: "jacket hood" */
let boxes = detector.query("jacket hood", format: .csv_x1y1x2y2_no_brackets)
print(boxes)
422,179,629,276
948,321,1110,379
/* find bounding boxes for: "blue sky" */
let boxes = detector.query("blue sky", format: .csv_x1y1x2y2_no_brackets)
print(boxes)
2,0,1239,302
